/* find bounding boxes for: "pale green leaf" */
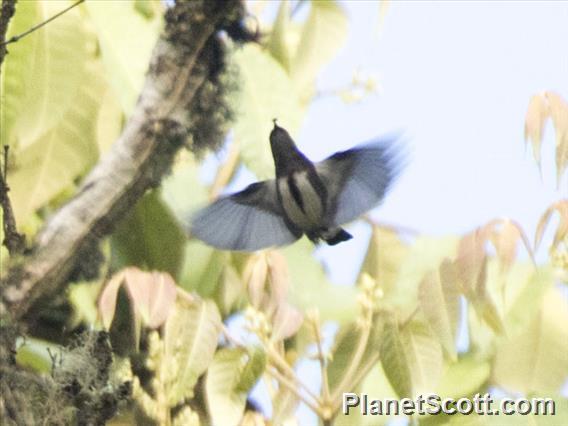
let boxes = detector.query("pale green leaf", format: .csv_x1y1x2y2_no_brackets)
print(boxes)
466,257,506,335
7,57,104,224
440,399,568,426
1,0,88,149
336,364,399,426
493,287,568,394
386,235,459,318
380,314,413,399
85,0,162,115
283,239,357,323
232,44,303,179
400,320,444,396
178,241,229,297
234,346,267,393
358,226,410,299
172,406,201,426
272,385,299,426
165,297,221,406
291,0,348,94
419,260,460,361
96,87,124,154
503,265,553,337
15,337,62,373
327,317,383,393
213,264,247,317
161,158,208,221
111,191,186,278
206,348,248,426
268,0,292,71
436,356,490,399
69,281,103,327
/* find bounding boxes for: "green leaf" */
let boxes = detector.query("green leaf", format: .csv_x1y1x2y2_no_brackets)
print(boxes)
206,348,248,426
336,361,398,426
358,226,410,299
161,158,208,221
234,346,267,393
111,191,186,278
272,385,299,426
1,0,88,149
464,257,507,335
232,44,303,179
493,286,568,394
436,356,490,399
400,320,443,396
165,297,221,406
380,235,459,318
268,0,293,71
283,239,357,323
327,316,383,393
85,0,162,115
178,241,229,297
380,313,413,399
503,264,554,337
15,337,62,373
419,260,460,361
96,87,124,154
291,0,348,94
6,55,104,225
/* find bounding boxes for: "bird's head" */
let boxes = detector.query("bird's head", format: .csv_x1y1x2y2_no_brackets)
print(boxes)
269,120,310,176
270,119,298,151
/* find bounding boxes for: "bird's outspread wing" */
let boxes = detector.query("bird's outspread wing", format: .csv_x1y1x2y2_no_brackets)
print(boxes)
316,135,403,226
190,180,301,251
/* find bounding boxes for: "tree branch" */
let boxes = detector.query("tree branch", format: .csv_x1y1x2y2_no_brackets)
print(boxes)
1,1,26,256
0,0,17,68
0,146,25,255
0,0,244,321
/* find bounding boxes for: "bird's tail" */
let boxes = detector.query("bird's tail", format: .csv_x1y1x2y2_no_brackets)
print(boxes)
325,228,353,245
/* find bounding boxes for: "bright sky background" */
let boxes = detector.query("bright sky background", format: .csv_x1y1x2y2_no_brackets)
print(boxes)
240,1,568,424
302,1,568,285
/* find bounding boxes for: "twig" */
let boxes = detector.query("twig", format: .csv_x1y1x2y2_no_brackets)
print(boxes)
310,313,330,403
0,146,25,256
266,366,323,417
0,0,17,68
267,344,322,405
330,309,372,403
0,0,85,48
333,352,380,414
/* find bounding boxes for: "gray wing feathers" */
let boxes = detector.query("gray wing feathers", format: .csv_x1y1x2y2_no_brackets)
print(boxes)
316,137,403,226
190,181,299,251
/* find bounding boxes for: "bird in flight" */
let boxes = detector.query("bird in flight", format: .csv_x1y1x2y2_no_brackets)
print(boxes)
190,121,403,251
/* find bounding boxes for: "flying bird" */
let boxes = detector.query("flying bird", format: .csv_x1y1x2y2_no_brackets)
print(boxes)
190,122,403,251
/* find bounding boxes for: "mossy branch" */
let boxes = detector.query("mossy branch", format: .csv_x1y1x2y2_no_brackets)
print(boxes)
0,0,243,322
